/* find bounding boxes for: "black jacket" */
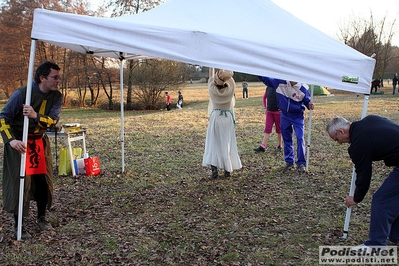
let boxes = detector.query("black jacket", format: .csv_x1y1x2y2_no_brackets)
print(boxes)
349,115,399,202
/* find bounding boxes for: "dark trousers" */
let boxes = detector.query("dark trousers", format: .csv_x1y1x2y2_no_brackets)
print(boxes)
33,174,48,218
242,88,248,98
280,112,306,166
365,167,399,245
14,174,48,226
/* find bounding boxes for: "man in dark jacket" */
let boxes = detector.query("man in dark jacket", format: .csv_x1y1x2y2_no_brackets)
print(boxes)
0,61,62,239
370,79,381,93
327,115,399,246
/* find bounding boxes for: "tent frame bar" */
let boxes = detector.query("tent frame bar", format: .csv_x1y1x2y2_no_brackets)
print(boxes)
17,39,37,240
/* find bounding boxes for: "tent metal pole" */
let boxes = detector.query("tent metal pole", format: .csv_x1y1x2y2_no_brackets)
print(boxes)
306,84,314,172
342,168,356,239
119,57,125,173
341,94,369,239
17,39,37,240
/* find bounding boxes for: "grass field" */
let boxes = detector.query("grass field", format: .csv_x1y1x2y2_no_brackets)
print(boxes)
0,82,398,265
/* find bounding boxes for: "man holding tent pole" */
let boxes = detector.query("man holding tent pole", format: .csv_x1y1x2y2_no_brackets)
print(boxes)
0,61,62,239
327,115,399,246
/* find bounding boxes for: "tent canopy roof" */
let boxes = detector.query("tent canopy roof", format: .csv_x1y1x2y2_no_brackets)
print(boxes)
31,0,375,94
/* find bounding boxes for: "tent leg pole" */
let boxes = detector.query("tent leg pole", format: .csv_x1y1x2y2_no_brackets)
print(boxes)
17,39,37,240
119,56,125,173
306,85,314,172
17,178,25,240
341,168,356,239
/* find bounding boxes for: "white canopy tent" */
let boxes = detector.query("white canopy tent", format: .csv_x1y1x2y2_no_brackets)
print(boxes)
17,0,376,240
30,0,375,93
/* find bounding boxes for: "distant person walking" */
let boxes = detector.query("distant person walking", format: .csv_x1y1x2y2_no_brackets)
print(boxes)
176,91,183,109
393,73,398,95
242,80,249,99
165,91,172,111
371,79,381,94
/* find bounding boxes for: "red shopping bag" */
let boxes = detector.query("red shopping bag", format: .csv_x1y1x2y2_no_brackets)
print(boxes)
84,156,101,176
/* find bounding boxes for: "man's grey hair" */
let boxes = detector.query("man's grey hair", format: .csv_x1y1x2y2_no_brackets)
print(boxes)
326,116,350,135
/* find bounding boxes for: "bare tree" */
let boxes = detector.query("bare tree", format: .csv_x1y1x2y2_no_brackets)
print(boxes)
0,0,41,96
106,0,164,17
88,56,119,108
338,12,397,83
0,0,101,100
130,59,189,110
105,0,165,105
126,60,137,105
387,47,399,74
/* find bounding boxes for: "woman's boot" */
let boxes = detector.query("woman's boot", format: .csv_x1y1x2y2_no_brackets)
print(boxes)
211,165,218,179
224,170,231,178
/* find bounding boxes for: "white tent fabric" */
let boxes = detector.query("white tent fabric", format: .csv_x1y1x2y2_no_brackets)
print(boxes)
31,0,375,94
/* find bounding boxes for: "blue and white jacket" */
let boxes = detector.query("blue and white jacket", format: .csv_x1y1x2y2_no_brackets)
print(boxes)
258,76,312,115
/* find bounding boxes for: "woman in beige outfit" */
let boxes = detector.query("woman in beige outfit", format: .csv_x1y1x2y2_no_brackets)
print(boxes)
202,70,242,178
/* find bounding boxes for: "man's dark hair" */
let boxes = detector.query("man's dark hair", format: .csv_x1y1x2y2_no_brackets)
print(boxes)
34,61,61,84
